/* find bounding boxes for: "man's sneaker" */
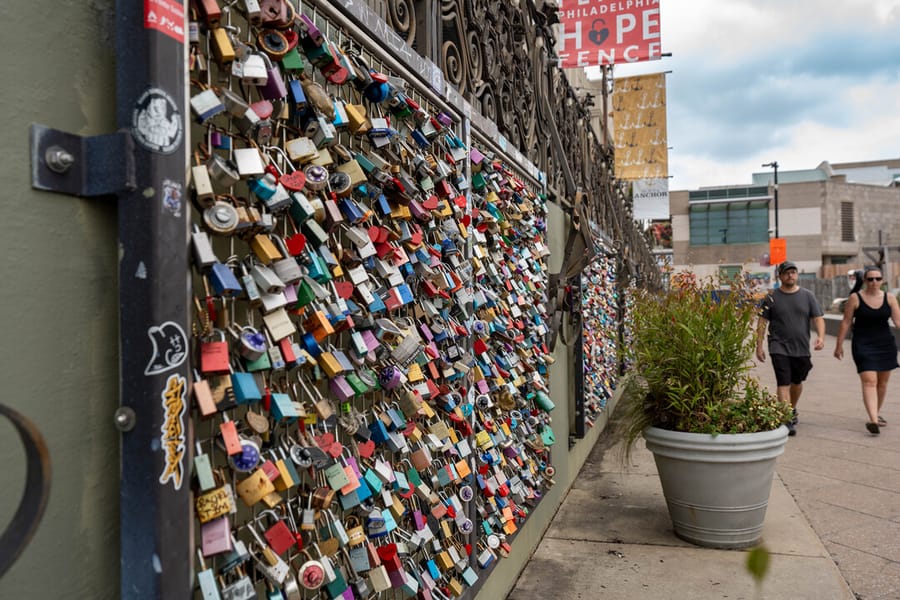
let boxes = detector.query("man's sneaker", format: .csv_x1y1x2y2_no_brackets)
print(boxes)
786,420,797,436
791,409,799,425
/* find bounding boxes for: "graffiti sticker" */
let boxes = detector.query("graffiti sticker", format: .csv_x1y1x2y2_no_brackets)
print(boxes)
144,321,187,376
159,373,187,490
132,87,183,154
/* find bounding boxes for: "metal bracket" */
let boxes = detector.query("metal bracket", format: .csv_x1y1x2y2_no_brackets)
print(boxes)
30,123,135,197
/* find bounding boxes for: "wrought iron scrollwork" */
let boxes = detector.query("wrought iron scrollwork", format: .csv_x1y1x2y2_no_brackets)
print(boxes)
374,0,660,283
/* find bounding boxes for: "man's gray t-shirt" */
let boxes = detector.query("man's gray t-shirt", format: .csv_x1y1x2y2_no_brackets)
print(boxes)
760,288,823,357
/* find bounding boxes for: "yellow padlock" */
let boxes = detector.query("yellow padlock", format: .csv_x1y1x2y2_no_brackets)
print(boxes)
236,467,276,507
250,234,282,264
195,486,232,523
345,103,370,135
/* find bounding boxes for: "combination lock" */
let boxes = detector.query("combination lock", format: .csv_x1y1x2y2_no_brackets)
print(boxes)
203,201,240,235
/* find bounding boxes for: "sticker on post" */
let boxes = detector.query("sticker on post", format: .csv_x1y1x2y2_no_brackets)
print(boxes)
132,87,183,154
159,373,187,490
161,178,183,217
144,0,186,43
144,321,188,375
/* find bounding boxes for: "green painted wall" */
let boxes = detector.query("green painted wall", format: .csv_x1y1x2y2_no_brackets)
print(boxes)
0,1,121,596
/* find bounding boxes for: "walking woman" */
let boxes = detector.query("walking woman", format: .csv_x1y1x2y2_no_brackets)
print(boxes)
834,267,900,434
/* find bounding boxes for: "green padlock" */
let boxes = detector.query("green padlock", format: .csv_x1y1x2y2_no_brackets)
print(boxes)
280,47,306,72
345,371,369,395
244,352,271,372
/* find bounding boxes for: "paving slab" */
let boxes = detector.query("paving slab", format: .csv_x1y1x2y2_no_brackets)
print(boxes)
508,334,900,599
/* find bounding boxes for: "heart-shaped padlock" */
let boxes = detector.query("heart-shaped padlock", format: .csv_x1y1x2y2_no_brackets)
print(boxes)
279,170,306,191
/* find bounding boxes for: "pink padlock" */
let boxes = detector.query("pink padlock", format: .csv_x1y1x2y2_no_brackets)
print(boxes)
201,516,233,556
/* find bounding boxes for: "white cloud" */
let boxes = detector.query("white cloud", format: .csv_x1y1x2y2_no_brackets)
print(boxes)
588,0,900,190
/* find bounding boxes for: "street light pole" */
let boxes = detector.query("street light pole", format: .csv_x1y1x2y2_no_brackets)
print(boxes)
762,161,779,237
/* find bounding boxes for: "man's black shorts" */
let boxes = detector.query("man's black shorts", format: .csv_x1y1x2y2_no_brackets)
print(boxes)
771,354,813,386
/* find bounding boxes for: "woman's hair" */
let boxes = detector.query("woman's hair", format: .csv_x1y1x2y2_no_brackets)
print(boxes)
850,269,864,295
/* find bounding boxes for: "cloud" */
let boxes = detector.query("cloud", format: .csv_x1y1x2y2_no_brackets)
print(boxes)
605,0,900,190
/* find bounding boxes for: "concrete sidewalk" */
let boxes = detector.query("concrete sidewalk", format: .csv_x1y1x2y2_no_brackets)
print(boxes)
509,333,900,599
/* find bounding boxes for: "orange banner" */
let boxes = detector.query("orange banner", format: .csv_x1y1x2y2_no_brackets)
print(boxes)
612,73,668,180
769,238,786,264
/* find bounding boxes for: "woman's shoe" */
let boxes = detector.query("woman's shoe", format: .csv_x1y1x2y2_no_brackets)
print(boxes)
866,422,880,435
877,416,887,427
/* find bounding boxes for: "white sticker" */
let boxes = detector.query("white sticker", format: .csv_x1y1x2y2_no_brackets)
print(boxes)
132,87,183,154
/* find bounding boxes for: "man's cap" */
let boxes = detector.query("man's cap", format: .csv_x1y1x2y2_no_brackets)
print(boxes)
778,261,798,275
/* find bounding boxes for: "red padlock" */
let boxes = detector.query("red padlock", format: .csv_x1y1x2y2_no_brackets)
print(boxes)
376,543,403,572
285,232,307,255
199,330,230,374
258,510,296,556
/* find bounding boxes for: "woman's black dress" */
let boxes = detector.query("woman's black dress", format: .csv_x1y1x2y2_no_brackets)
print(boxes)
851,292,899,373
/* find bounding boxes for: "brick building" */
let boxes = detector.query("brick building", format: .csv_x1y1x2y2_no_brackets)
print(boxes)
668,158,900,289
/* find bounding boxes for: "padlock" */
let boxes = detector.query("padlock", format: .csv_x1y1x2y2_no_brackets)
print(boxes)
250,261,285,294
202,200,240,236
231,370,262,405
191,224,217,271
206,154,240,188
210,27,235,67
196,550,222,600
257,53,288,99
219,567,255,600
233,325,267,361
236,466,276,507
270,237,303,283
257,509,296,556
239,51,268,86
294,549,326,590
195,483,233,524
199,329,230,374
201,515,233,557
234,147,267,178
190,87,225,123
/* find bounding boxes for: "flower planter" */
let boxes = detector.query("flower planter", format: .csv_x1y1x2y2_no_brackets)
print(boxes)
643,425,789,549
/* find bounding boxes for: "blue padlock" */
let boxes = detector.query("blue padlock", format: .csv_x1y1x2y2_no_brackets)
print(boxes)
247,173,277,200
209,262,242,297
231,372,262,405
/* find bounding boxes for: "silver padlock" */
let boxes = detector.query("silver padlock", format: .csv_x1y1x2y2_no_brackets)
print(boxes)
219,88,249,117
206,154,240,188
233,147,266,178
239,52,268,86
311,115,336,148
259,289,288,314
196,550,222,600
270,237,303,284
202,200,240,236
191,224,218,271
251,262,285,294
262,307,296,341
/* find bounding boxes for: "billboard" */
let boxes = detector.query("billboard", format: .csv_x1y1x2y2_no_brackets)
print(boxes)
556,0,662,68
612,72,668,180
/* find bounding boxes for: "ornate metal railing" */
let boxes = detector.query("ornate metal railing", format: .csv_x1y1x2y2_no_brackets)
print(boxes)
374,0,660,286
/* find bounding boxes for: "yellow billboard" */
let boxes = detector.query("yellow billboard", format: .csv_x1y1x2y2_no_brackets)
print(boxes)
612,73,668,180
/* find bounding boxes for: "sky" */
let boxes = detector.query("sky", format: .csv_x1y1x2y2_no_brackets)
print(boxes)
587,0,900,191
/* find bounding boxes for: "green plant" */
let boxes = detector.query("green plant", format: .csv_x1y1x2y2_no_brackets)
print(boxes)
620,270,792,446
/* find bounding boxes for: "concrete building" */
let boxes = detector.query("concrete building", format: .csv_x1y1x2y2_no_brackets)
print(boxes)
669,158,900,289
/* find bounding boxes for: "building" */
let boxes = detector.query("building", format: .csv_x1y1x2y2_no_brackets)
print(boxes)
668,158,900,289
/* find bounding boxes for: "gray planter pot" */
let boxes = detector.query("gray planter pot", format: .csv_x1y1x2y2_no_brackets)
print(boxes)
643,425,790,549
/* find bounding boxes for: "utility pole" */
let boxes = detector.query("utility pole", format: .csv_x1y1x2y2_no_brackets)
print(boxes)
762,161,779,238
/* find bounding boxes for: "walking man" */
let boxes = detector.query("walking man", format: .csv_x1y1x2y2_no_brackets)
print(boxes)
756,261,826,435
